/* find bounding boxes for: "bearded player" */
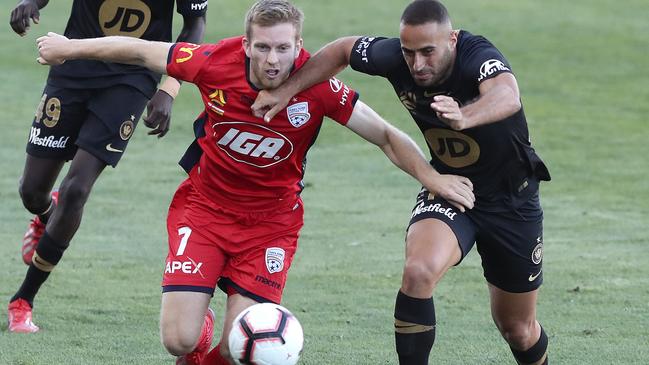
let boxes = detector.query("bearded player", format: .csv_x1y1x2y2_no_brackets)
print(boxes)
252,1,552,364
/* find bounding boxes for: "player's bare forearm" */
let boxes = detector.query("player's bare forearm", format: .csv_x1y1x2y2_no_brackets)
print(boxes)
372,122,476,211
291,37,359,93
347,101,475,210
252,36,360,121
462,73,521,129
69,37,170,74
37,33,170,74
430,73,520,130
346,101,431,183
385,132,476,211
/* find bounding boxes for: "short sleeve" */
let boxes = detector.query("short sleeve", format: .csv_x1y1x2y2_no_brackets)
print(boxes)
349,36,403,77
176,0,208,17
460,38,513,84
313,77,359,126
166,42,215,83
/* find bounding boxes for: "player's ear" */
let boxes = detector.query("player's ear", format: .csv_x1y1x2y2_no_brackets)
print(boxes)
242,37,251,57
294,37,303,59
449,30,458,49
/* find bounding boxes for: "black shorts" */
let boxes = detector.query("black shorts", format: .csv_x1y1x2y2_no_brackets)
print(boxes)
26,83,148,167
408,187,544,293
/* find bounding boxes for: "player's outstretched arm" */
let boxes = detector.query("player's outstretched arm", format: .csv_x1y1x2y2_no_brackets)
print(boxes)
36,32,170,75
431,73,521,130
10,0,48,36
346,100,475,212
145,13,207,138
252,36,360,122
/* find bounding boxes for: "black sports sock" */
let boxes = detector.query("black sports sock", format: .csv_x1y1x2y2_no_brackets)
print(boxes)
11,265,50,307
510,326,548,365
394,291,436,365
11,232,66,307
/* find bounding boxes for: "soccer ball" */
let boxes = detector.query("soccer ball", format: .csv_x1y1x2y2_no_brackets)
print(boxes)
228,303,304,365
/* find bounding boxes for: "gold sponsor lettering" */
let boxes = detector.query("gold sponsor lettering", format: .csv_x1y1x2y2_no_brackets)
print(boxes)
99,0,151,38
424,128,480,168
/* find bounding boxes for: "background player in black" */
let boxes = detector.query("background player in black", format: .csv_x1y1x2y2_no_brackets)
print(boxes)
252,1,551,364
7,0,207,333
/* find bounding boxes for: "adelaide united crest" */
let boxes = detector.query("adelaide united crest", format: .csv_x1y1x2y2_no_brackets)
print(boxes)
286,102,311,128
265,247,286,274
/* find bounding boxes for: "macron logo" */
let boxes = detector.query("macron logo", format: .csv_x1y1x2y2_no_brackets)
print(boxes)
191,1,208,10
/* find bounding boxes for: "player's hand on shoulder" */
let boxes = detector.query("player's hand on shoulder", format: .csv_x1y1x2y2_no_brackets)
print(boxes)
10,0,41,36
143,90,174,138
36,32,69,65
430,174,475,212
431,95,468,130
252,89,290,123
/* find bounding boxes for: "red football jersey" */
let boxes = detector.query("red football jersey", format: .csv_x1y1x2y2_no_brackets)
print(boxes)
167,37,359,212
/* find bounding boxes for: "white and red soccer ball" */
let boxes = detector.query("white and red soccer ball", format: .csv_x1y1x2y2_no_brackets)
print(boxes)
228,303,304,365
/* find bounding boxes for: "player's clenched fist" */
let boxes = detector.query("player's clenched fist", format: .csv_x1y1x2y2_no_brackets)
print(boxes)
431,95,467,131
36,32,69,65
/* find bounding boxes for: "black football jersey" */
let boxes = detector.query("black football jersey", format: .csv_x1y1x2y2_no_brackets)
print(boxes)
47,0,207,97
349,31,550,210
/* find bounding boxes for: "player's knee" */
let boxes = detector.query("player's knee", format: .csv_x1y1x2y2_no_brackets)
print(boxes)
402,257,444,293
18,181,50,213
495,318,537,350
161,332,198,356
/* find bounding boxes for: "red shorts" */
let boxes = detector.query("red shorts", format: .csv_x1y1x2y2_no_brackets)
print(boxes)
161,179,304,304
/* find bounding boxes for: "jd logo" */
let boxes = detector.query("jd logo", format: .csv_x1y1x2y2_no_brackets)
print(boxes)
99,0,151,38
424,128,480,168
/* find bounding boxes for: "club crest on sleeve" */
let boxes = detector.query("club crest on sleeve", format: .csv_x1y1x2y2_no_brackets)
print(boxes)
286,102,311,128
265,247,285,274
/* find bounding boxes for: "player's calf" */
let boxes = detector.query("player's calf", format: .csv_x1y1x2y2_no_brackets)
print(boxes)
19,184,57,220
394,291,436,365
21,190,59,265
174,308,215,365
509,326,548,365
11,231,69,305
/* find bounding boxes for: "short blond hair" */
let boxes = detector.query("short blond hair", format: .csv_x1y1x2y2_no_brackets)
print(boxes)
245,0,304,40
